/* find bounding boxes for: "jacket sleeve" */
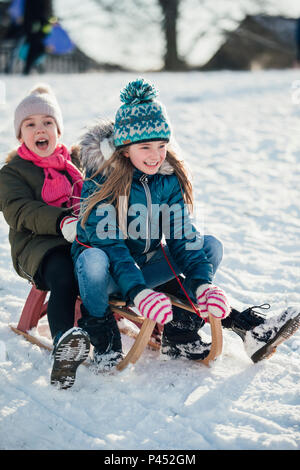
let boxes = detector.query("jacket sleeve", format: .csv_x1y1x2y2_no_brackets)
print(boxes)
77,179,146,299
0,164,68,236
163,175,214,289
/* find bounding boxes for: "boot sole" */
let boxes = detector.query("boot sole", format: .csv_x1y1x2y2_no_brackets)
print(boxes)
251,312,300,363
51,330,90,389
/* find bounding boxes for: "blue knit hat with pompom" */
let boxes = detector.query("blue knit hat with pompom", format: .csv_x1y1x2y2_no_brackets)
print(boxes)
113,78,171,148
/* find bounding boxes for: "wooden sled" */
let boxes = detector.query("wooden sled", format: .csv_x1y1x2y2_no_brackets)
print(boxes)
10,286,223,370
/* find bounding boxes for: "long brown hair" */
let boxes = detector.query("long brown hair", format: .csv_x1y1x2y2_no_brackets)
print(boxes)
80,145,194,229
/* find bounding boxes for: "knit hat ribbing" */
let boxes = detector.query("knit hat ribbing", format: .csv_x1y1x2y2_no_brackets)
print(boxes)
14,84,63,138
113,78,171,148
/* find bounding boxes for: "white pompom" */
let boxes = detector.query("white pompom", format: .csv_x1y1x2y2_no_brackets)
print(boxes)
100,138,115,160
29,83,53,96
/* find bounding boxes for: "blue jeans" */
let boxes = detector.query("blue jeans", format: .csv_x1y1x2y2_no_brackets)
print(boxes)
75,235,223,318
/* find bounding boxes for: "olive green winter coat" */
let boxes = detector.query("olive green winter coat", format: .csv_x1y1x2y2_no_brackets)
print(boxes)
0,147,81,287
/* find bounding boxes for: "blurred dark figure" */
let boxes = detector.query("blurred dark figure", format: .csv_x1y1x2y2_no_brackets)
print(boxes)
294,18,300,68
23,0,53,75
4,0,26,73
5,0,25,40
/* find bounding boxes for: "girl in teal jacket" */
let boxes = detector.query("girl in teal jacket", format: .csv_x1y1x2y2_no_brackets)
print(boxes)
72,78,229,371
72,78,300,372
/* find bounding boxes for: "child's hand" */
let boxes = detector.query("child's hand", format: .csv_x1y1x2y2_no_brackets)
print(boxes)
60,215,78,243
196,284,231,319
133,289,173,325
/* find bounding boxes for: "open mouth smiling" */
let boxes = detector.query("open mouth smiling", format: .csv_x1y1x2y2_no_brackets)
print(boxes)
35,139,49,150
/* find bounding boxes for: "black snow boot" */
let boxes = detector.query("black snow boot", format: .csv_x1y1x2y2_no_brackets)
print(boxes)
78,305,123,372
51,327,90,389
222,304,300,363
221,304,270,340
161,305,210,361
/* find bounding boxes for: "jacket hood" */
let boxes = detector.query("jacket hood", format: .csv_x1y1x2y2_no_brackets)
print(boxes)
79,119,174,177
5,149,19,164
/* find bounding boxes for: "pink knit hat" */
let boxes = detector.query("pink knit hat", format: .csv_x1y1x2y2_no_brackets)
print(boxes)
14,84,63,138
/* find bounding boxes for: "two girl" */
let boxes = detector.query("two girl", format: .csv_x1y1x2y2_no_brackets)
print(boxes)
2,80,299,389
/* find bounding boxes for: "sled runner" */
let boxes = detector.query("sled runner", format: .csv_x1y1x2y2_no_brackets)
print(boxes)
9,285,223,370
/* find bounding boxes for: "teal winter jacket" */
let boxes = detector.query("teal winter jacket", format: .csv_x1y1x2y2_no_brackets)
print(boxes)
71,121,213,300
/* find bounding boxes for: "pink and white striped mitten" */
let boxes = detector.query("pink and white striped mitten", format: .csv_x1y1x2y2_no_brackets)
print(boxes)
196,284,231,319
60,215,78,243
133,289,173,325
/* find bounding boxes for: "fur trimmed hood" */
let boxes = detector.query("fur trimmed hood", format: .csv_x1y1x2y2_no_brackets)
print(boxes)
79,119,174,177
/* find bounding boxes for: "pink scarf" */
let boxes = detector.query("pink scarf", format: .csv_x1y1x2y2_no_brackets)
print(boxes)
18,143,83,214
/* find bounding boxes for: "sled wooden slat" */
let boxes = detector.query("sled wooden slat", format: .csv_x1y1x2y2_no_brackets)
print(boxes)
167,294,198,313
108,298,127,307
198,315,223,366
118,326,161,351
116,318,157,371
10,325,52,352
10,285,223,370
109,304,144,324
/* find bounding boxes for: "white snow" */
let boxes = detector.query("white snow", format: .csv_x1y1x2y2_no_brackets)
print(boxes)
0,70,300,450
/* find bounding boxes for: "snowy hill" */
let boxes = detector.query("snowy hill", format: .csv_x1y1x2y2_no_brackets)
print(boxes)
0,69,300,450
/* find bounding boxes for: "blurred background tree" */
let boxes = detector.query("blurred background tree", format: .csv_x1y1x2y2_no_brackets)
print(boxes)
92,0,277,70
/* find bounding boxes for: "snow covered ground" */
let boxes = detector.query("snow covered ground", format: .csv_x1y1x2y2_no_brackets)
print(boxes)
0,70,299,451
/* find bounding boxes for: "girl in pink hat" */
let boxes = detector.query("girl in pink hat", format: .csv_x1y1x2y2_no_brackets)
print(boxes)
0,84,90,390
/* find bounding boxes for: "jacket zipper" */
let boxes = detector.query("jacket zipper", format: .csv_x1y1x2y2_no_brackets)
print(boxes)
18,263,34,284
17,231,35,284
139,174,152,254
